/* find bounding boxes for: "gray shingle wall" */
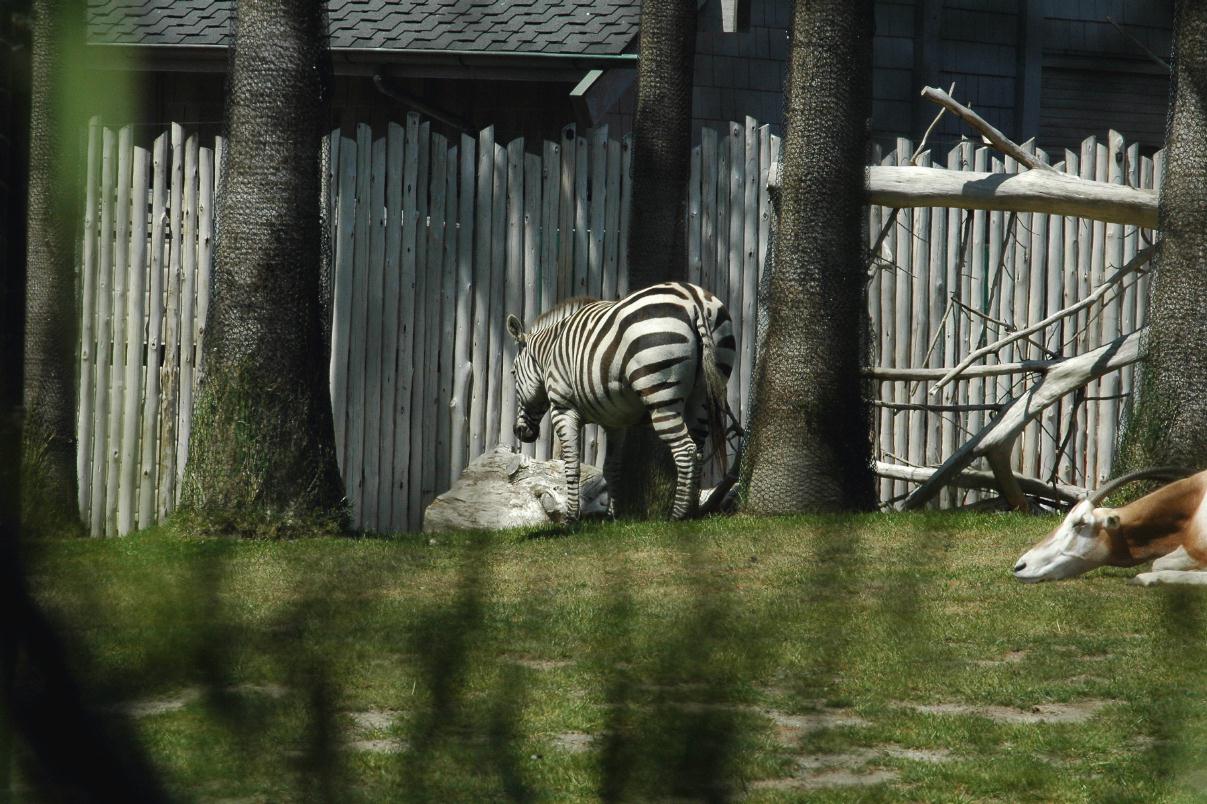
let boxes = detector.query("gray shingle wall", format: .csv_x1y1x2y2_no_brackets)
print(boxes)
873,1,915,146
599,0,790,142
692,0,789,138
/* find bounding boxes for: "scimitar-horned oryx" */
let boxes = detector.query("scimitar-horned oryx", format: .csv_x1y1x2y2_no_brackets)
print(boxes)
1013,466,1207,583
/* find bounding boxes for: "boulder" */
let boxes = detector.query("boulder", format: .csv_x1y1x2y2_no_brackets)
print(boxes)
422,445,608,533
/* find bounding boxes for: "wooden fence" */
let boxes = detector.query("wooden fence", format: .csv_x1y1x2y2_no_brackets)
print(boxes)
74,115,1155,536
868,131,1160,508
75,114,780,535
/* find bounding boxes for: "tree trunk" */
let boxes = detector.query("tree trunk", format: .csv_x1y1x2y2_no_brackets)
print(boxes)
612,0,697,519
22,0,81,536
741,0,876,513
1119,0,1207,473
179,0,345,537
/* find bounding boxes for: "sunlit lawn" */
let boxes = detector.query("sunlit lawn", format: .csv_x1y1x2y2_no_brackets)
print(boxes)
19,513,1207,801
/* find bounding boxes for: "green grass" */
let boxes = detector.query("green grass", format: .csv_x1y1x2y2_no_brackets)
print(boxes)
18,512,1207,801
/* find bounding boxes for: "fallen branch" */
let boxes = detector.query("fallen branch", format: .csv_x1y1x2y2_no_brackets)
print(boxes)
930,244,1155,393
866,360,1056,381
865,165,1159,227
920,86,1058,174
875,401,1000,413
901,329,1147,510
874,461,1087,504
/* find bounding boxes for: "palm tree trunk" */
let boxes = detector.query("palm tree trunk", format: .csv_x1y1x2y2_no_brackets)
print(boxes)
741,0,876,513
612,0,697,519
179,0,345,536
1118,0,1207,473
22,0,81,536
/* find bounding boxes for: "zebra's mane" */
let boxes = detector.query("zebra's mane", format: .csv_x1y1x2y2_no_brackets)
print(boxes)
528,296,604,333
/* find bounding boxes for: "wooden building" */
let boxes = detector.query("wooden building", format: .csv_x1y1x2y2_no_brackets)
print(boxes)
86,0,1170,151
873,0,1172,153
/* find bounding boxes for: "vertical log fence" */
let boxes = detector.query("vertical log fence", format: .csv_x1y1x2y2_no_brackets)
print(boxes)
74,115,1154,535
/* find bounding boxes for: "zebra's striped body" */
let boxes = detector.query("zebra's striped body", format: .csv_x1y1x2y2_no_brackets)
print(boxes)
506,282,736,520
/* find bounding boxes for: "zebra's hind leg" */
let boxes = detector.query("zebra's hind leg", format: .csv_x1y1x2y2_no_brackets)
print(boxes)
602,426,627,518
650,411,702,520
552,407,583,522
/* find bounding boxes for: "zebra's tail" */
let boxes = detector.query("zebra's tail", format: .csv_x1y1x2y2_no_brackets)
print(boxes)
697,309,730,475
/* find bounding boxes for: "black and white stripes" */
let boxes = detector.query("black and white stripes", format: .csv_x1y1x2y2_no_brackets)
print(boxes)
506,282,736,521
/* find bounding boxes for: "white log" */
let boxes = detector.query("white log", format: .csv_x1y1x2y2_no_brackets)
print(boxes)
422,133,447,523
156,124,184,521
379,125,405,528
451,132,475,480
105,126,134,537
345,123,372,527
865,165,1157,228
77,118,101,521
874,461,1086,503
117,145,149,536
437,144,459,487
139,131,168,529
867,359,1054,382
365,134,389,532
330,132,358,486
469,126,493,464
521,149,541,460
407,119,432,531
173,132,198,504
90,125,117,535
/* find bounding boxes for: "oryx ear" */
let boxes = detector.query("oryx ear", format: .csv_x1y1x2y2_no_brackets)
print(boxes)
506,314,527,343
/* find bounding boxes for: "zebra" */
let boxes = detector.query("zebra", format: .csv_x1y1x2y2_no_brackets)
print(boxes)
505,281,736,521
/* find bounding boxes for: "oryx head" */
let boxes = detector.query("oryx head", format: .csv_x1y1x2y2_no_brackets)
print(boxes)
506,314,549,443
1013,468,1198,582
1013,498,1120,583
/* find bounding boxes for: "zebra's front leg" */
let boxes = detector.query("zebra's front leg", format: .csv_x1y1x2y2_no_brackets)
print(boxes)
650,411,702,520
602,426,627,518
551,407,583,523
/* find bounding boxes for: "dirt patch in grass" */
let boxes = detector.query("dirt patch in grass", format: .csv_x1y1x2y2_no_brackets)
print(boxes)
972,650,1027,667
114,683,291,718
346,709,399,732
766,708,870,743
116,687,202,717
752,744,952,791
511,657,573,671
551,731,595,753
228,682,288,699
752,768,899,791
657,701,867,744
900,699,1115,724
343,738,408,754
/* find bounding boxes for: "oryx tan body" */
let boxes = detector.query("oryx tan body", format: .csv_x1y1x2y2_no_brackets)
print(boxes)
1014,469,1207,582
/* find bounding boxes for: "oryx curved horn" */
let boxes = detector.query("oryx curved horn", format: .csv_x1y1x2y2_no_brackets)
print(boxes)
1087,466,1199,505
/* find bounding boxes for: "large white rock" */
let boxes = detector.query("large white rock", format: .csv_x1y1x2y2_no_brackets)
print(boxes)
422,445,608,533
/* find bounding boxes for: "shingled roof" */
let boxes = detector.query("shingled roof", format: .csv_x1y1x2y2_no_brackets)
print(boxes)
87,0,641,56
